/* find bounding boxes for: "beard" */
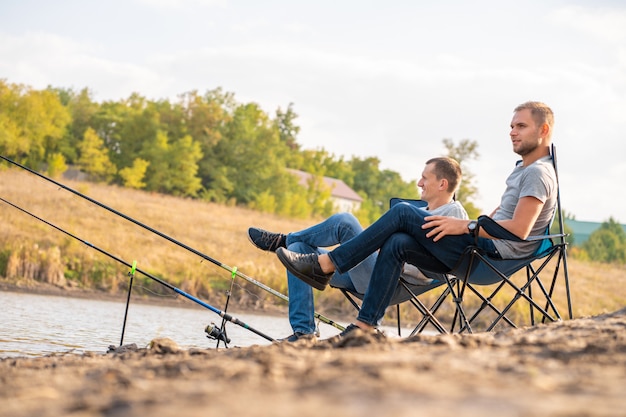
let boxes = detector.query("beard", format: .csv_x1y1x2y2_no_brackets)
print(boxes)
514,131,542,156
514,141,539,156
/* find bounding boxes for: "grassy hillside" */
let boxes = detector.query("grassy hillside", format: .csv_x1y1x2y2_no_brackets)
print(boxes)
1,167,625,329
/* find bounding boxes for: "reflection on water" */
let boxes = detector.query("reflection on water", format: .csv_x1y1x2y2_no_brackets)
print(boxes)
0,291,344,358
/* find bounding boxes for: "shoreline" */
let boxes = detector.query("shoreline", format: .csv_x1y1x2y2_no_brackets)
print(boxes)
0,279,290,318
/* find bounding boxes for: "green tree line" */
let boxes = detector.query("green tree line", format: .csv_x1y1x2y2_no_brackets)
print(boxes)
1,79,423,223
579,218,626,264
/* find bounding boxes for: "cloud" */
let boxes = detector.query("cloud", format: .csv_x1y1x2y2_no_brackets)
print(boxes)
551,5,626,44
134,0,227,11
0,32,167,100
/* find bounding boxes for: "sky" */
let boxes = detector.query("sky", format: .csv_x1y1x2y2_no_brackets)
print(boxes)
1,0,625,223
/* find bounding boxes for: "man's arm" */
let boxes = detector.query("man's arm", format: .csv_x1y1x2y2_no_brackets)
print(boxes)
422,196,544,242
490,196,543,239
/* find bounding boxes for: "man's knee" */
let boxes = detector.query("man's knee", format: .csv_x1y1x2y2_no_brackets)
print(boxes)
392,202,427,221
287,241,314,254
333,212,361,230
385,233,417,255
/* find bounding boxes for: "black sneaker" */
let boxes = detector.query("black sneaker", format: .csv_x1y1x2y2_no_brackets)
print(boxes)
326,323,384,344
275,247,332,290
278,332,317,343
247,227,287,252
336,323,362,338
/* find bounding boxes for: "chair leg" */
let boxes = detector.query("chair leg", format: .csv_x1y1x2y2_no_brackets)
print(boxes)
543,247,570,322
446,274,474,333
399,280,449,335
528,272,535,325
340,289,362,311
459,251,559,332
408,285,452,335
485,266,560,331
463,281,518,331
530,263,563,324
562,248,573,319
396,304,401,336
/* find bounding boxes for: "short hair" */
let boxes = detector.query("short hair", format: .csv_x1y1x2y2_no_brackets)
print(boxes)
425,157,462,193
514,101,554,139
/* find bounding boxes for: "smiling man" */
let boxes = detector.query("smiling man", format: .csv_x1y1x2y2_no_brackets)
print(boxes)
276,101,558,339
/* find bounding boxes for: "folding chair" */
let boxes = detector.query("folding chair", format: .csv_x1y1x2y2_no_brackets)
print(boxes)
333,198,454,336
335,272,450,335
440,143,572,333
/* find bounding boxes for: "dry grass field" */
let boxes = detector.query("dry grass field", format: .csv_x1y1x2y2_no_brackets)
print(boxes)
1,167,625,329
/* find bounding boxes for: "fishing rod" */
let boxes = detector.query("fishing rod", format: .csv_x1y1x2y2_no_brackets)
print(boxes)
0,196,275,343
0,155,345,331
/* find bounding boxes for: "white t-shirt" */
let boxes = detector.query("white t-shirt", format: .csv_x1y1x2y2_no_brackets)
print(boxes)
428,200,469,220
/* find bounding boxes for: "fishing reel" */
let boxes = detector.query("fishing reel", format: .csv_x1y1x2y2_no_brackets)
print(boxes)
204,322,231,344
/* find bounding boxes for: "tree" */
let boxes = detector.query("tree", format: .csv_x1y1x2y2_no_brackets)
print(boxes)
207,102,290,205
140,130,203,197
46,152,68,178
348,156,417,222
275,103,300,151
443,138,480,219
88,93,164,174
115,93,162,170
165,134,203,197
119,158,149,189
583,218,626,264
77,127,116,182
0,80,70,168
179,89,234,189
50,87,100,164
350,156,386,210
141,130,173,192
0,81,28,159
302,173,335,218
550,209,576,246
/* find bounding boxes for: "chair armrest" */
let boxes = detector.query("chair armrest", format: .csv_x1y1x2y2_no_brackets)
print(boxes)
525,233,568,241
476,215,523,241
476,215,567,243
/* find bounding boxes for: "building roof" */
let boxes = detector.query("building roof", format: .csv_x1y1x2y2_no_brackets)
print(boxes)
288,169,363,202
565,219,626,246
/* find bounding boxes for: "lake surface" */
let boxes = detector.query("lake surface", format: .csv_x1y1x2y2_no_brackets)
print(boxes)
0,290,348,358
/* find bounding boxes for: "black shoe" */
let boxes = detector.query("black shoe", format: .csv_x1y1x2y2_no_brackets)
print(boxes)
278,332,317,343
276,247,332,291
247,227,287,252
326,323,383,344
336,323,362,338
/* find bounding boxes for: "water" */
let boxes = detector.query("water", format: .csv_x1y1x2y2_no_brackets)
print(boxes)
0,291,347,358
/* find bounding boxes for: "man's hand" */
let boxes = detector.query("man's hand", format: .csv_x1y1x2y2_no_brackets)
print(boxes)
422,216,470,242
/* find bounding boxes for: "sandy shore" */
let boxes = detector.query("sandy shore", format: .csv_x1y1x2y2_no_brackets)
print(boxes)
1,308,625,417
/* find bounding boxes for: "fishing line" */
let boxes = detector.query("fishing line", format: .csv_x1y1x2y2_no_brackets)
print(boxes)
0,195,275,343
0,155,345,331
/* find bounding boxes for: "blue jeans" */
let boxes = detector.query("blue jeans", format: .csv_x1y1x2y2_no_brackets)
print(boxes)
328,202,499,327
285,213,377,334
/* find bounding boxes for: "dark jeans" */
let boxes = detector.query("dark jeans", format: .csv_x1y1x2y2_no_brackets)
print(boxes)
328,202,499,326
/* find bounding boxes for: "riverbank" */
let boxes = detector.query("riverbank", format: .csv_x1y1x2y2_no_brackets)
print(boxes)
0,279,290,317
2,307,625,417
